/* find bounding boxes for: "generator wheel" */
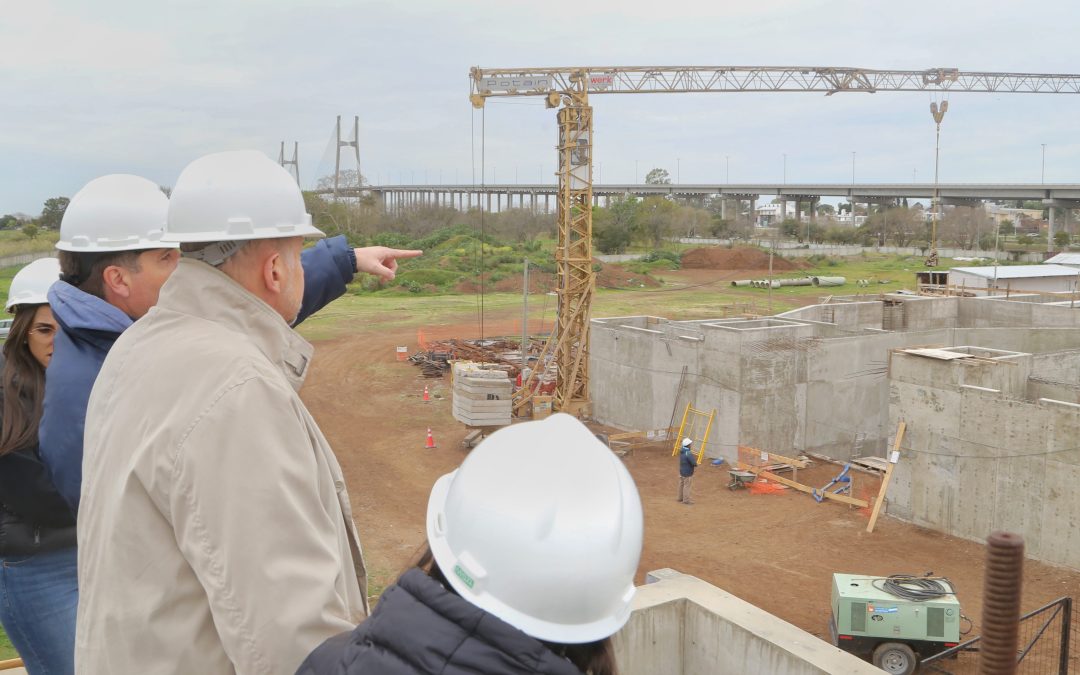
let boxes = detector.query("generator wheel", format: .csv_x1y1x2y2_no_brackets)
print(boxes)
872,642,917,675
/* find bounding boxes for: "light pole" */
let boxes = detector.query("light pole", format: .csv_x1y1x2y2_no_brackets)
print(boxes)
635,160,639,184
927,100,948,267
1042,144,1047,184
676,158,681,185
851,151,856,185
782,153,787,185
725,155,730,183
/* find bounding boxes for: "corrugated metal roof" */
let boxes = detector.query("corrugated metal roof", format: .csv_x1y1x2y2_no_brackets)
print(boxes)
950,264,1080,279
1045,253,1080,265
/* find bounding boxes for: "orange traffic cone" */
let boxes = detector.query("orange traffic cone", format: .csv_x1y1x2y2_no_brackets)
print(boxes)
425,428,437,449
423,385,430,403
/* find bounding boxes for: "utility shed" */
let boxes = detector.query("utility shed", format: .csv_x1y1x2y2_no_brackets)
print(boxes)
948,264,1080,294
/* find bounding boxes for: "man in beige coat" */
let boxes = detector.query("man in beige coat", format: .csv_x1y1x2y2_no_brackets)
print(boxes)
77,151,370,674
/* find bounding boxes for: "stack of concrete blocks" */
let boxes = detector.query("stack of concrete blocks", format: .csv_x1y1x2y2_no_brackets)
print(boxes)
452,361,512,427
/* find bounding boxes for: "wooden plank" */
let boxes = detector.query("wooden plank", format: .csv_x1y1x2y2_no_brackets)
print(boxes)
737,463,869,508
742,449,809,470
607,428,669,442
0,658,25,671
866,421,906,533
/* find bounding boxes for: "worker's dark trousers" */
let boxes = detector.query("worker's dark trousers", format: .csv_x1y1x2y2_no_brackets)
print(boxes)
678,476,693,503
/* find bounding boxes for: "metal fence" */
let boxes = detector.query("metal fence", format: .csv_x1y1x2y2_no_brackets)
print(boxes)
922,597,1073,674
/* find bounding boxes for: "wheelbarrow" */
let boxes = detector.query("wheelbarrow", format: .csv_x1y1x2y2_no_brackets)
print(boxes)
728,470,757,491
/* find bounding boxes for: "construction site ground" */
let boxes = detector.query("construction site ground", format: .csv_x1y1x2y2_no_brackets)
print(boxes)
297,270,1080,647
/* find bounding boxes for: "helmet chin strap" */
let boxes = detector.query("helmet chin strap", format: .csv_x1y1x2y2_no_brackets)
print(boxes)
182,241,244,267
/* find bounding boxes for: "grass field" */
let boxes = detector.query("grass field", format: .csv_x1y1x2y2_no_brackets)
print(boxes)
295,252,974,340
0,229,58,259
0,627,15,661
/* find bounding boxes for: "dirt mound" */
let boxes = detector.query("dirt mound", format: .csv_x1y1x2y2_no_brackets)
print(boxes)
681,246,803,271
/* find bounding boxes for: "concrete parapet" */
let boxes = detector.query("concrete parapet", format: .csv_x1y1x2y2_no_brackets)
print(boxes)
613,569,881,675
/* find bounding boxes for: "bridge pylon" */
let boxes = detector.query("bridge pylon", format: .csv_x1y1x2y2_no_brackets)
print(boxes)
334,115,362,200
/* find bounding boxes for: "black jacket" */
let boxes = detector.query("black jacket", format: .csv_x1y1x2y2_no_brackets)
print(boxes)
0,384,77,557
296,569,585,675
0,447,77,556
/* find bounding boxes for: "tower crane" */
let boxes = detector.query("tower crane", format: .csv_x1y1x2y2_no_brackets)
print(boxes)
468,66,1080,415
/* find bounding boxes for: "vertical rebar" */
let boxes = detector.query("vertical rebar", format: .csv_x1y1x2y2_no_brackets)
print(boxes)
978,531,1025,675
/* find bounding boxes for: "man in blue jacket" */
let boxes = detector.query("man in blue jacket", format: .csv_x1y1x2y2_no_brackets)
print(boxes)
678,437,697,505
39,173,419,513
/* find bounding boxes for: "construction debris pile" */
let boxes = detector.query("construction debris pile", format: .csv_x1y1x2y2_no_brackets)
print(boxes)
451,362,513,427
408,338,545,380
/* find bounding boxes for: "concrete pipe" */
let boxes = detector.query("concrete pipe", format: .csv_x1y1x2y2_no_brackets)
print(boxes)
811,276,846,287
778,278,813,287
766,280,781,289
731,280,753,287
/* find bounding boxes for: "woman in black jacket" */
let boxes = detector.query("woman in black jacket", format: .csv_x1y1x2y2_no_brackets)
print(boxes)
0,258,77,675
297,414,644,675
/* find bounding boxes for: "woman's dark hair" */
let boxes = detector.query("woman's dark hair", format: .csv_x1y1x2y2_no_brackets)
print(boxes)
405,543,620,675
0,304,48,456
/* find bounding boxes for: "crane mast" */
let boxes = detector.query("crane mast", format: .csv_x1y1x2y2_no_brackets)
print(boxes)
469,65,1080,416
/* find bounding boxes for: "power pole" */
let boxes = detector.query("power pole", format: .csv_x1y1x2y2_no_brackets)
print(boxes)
333,115,362,199
277,141,300,186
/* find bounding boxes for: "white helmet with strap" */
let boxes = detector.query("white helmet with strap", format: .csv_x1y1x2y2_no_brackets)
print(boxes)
164,150,323,265
426,413,643,644
57,175,174,252
6,258,61,312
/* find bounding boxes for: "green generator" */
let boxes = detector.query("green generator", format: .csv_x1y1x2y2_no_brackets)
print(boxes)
829,573,963,675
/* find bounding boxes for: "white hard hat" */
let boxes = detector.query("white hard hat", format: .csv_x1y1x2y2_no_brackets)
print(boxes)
6,258,61,312
681,437,693,447
57,175,174,252
164,150,324,247
427,413,643,644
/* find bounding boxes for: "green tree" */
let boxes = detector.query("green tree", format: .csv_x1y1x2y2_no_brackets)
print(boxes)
779,218,801,240
638,196,676,247
0,214,18,230
592,197,640,254
644,168,671,185
21,223,40,240
998,219,1015,236
39,197,69,230
1054,230,1071,248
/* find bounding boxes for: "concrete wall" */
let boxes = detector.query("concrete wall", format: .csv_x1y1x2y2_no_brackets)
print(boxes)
591,297,1080,464
613,569,881,675
888,353,1080,571
951,270,1078,294
778,301,884,330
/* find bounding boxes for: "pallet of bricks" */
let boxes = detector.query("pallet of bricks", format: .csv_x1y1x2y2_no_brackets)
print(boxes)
451,361,512,428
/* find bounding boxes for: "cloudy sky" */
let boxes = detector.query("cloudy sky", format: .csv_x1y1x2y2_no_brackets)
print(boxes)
3,0,1080,215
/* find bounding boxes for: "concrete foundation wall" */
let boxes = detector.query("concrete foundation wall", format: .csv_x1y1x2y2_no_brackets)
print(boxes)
889,354,1080,571
613,569,881,675
591,298,1080,464
778,301,884,330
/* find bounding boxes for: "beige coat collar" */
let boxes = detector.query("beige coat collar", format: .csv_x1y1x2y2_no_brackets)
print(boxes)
156,258,314,390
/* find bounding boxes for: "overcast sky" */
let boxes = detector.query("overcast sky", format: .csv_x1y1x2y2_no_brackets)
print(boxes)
4,0,1080,215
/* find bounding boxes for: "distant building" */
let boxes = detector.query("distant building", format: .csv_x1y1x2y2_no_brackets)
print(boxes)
755,202,783,227
1045,252,1080,269
985,203,1044,226
948,264,1080,294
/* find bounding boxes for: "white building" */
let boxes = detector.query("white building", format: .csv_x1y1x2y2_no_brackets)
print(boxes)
949,264,1080,294
1045,252,1080,269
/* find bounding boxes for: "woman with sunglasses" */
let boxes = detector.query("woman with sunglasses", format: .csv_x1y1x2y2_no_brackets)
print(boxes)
0,257,78,675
